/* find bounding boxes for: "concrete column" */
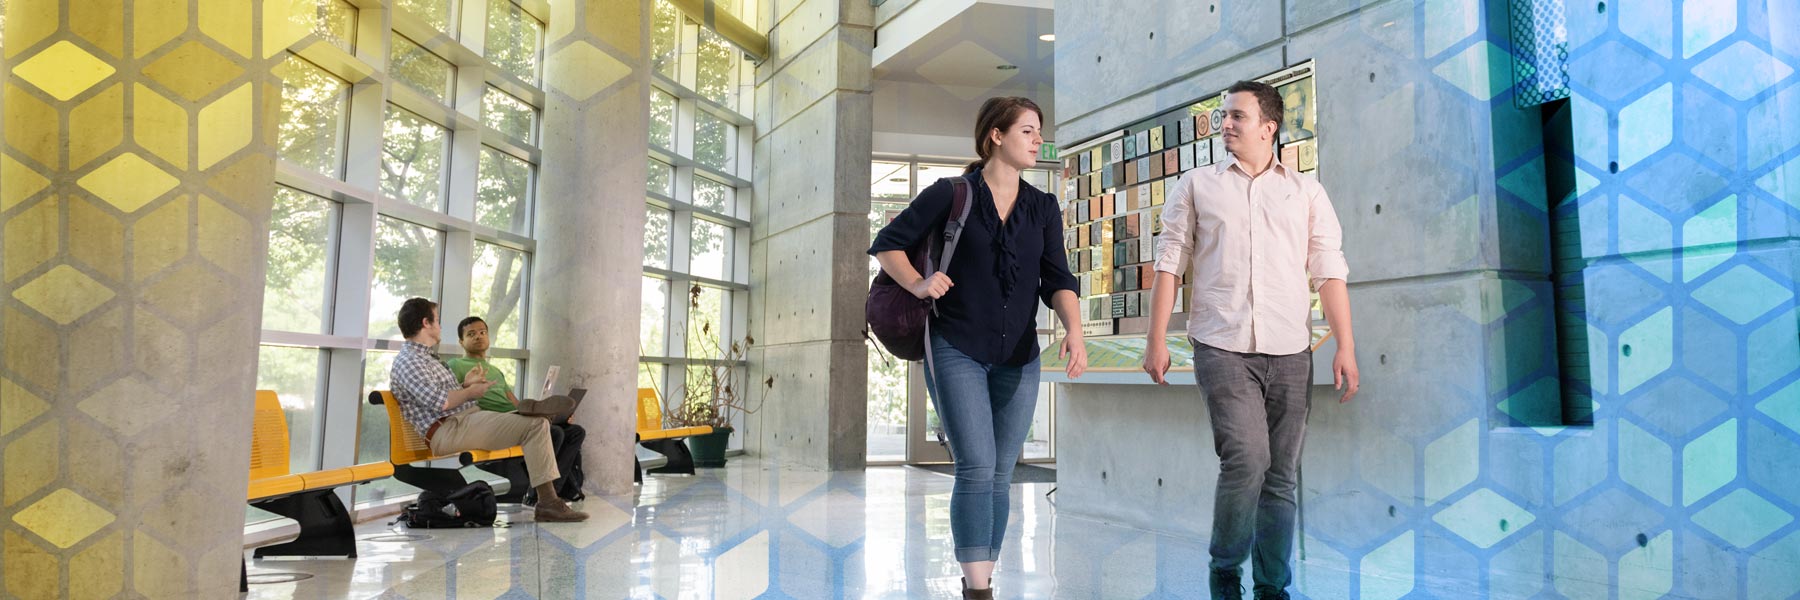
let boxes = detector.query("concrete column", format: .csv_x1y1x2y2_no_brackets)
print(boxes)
532,0,650,496
0,1,279,597
746,0,875,470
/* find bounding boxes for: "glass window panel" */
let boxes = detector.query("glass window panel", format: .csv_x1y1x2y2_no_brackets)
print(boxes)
369,217,443,339
641,277,668,356
274,55,349,178
650,90,677,150
638,363,667,396
485,0,541,83
470,242,527,349
871,161,910,200
493,359,523,395
650,0,680,80
390,35,455,103
391,0,452,34
316,0,357,51
381,107,450,210
256,345,325,473
692,177,730,215
648,159,673,196
476,147,532,234
715,0,757,27
695,27,737,107
694,111,733,172
685,283,728,357
481,87,535,143
867,340,907,461
644,208,670,269
263,187,336,334
689,219,730,281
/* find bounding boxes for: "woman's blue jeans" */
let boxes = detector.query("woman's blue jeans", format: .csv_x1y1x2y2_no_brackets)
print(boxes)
922,331,1041,563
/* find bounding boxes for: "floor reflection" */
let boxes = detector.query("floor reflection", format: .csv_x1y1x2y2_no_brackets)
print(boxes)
247,458,1389,599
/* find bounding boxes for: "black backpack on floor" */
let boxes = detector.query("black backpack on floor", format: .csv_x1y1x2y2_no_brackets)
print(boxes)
398,481,498,528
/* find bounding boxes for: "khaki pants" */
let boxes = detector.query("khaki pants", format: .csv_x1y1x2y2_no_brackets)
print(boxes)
427,410,560,488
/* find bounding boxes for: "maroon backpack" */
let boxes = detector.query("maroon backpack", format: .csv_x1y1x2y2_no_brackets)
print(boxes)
866,176,975,362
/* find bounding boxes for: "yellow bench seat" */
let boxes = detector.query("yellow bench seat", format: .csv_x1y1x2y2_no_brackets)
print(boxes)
244,390,385,573
640,425,713,441
248,474,306,501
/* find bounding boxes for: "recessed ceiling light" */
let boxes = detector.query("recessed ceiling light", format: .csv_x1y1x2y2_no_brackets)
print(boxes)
1039,34,1056,42
996,64,1019,70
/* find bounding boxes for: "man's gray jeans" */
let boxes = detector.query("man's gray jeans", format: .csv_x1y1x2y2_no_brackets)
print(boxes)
1192,341,1312,596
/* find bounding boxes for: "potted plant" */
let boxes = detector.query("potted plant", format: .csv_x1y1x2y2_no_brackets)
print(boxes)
646,284,770,467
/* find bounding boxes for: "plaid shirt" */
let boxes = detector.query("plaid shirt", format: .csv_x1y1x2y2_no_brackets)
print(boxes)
391,340,472,438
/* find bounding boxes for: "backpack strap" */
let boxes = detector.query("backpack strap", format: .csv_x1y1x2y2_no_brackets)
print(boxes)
929,175,976,317
923,175,975,376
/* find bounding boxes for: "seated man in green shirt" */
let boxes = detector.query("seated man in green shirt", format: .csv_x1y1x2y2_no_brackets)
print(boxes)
446,316,587,503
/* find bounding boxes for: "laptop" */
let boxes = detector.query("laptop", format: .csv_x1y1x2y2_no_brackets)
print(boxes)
515,365,584,423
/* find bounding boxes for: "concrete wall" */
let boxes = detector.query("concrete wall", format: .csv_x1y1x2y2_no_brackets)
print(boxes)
1053,0,1800,597
746,0,876,470
0,2,278,595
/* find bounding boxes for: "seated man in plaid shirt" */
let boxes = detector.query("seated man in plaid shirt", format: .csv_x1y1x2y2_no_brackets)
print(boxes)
388,297,588,522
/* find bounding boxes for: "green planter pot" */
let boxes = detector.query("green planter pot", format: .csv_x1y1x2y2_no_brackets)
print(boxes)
689,427,733,468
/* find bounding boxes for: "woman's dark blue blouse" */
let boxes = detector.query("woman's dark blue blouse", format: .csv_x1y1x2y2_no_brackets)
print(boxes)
868,169,1079,366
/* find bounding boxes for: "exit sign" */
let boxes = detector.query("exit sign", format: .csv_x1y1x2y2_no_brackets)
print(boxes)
1040,142,1057,161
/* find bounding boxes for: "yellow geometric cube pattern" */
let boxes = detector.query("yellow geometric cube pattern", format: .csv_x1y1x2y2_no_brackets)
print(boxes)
11,488,115,549
9,40,114,100
1,1,279,597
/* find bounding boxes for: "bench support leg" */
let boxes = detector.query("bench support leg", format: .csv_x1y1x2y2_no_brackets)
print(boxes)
251,490,357,559
640,439,696,476
392,463,468,495
474,457,531,503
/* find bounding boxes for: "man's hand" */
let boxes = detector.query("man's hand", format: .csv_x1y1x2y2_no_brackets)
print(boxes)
906,272,954,300
1143,342,1172,385
461,364,487,387
468,379,495,396
1333,349,1359,403
1060,334,1088,379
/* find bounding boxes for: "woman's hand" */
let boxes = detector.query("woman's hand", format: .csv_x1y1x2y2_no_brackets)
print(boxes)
1060,334,1088,379
906,272,955,300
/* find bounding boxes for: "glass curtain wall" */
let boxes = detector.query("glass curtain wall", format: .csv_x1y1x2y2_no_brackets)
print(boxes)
253,0,547,522
641,0,758,451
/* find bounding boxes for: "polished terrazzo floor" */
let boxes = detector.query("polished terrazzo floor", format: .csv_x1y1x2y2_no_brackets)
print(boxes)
243,459,1378,599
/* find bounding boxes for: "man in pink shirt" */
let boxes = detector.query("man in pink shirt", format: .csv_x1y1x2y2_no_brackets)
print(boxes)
1143,80,1361,600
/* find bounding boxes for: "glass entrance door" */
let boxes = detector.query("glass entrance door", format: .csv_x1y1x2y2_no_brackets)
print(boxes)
865,159,1059,465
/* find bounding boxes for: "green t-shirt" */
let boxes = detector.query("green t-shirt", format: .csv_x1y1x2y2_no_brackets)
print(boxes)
444,357,516,413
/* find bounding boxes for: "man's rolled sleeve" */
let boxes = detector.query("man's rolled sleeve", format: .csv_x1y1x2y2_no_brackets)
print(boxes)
1154,170,1197,277
1306,182,1350,291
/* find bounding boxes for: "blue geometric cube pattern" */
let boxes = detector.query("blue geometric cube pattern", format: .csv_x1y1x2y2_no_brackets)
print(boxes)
1285,0,1800,597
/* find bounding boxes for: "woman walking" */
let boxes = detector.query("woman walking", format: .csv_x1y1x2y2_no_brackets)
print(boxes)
869,96,1088,598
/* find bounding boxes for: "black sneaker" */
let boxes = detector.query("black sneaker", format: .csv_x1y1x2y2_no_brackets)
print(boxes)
1254,590,1290,600
1209,568,1244,600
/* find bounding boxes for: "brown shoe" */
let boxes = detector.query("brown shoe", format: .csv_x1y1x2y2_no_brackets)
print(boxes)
532,500,588,522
